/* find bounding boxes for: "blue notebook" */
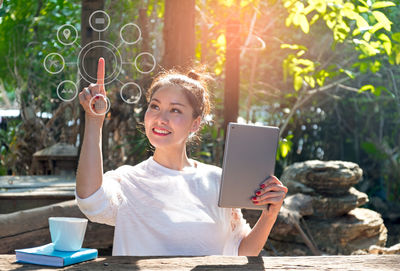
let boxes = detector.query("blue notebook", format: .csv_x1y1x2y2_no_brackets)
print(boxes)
15,243,98,267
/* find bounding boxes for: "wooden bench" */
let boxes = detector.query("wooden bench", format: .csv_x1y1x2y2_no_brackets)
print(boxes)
0,175,75,214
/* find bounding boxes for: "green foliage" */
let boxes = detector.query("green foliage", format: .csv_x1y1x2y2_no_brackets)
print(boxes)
282,0,398,92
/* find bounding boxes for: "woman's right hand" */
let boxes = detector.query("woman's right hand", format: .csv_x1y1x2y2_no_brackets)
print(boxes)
78,57,108,121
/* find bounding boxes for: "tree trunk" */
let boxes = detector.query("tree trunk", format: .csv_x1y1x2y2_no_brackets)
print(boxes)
223,18,241,134
162,0,196,71
139,8,150,53
78,0,106,161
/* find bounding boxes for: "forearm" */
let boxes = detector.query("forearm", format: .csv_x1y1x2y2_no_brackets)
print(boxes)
76,115,104,198
238,210,277,256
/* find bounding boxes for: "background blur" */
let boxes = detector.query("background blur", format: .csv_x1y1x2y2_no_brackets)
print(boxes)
0,0,399,239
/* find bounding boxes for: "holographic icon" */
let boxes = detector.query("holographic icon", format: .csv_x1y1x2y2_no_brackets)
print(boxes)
135,52,156,74
120,82,142,104
56,24,78,46
63,29,71,39
89,10,110,32
43,53,65,74
89,94,111,116
56,80,78,102
78,40,122,85
120,23,141,45
44,10,157,105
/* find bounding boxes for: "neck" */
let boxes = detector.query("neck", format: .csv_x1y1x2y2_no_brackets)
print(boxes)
153,144,194,171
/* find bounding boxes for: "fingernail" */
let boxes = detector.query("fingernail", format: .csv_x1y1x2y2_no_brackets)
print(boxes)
260,184,266,189
95,96,100,100
256,191,261,196
252,196,257,200
254,201,258,204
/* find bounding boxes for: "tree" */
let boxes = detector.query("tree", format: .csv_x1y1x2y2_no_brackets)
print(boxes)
162,0,196,70
78,0,105,159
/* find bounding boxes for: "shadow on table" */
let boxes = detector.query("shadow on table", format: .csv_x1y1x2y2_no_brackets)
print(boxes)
190,256,265,270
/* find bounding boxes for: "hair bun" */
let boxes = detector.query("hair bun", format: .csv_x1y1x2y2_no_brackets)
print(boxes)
187,70,200,81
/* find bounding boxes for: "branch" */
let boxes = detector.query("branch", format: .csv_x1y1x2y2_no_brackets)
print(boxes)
0,79,12,109
279,76,355,137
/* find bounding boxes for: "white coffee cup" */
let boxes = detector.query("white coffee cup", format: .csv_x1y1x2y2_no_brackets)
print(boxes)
48,217,88,251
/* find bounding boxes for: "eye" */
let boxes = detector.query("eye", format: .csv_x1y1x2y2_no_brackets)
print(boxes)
150,104,159,110
171,108,181,113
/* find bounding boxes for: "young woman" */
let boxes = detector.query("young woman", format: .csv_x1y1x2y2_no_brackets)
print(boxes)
76,58,287,256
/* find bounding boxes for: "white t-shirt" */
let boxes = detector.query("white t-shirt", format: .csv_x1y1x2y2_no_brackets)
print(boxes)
75,156,251,256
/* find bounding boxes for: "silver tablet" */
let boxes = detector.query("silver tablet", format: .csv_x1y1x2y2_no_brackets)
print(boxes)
218,122,280,210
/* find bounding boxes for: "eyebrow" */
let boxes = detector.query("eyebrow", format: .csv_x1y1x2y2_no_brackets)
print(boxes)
151,98,186,107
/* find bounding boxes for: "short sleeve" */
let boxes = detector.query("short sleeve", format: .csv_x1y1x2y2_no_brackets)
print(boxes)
75,169,125,226
223,208,252,255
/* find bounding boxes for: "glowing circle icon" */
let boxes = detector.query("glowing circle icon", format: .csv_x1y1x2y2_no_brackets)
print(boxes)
134,52,156,74
120,82,142,104
44,53,65,74
45,10,157,105
57,24,78,46
120,23,141,45
89,94,111,116
78,40,122,85
56,80,78,102
89,10,110,32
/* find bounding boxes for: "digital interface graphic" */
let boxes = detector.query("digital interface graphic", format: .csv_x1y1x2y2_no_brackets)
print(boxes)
43,10,156,114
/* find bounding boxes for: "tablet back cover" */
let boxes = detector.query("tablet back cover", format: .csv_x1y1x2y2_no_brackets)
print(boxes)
218,122,280,210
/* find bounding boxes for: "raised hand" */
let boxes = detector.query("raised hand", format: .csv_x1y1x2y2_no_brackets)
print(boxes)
78,57,108,118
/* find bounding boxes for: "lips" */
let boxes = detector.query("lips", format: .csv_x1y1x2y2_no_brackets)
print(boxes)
152,127,171,136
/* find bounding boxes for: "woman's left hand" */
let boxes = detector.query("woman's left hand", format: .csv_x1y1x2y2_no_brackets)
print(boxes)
252,176,288,216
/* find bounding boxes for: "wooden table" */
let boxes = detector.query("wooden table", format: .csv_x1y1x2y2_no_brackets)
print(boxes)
1,254,399,270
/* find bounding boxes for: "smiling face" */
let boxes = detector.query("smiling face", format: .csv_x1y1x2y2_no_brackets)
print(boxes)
144,86,201,150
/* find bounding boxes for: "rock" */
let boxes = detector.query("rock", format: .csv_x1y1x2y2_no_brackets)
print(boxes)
368,243,400,255
351,249,368,255
307,208,387,255
282,179,317,195
265,238,312,256
242,209,261,228
311,188,368,218
284,193,314,217
281,160,363,196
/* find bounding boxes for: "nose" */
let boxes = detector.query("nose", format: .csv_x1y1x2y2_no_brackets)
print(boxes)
156,110,169,124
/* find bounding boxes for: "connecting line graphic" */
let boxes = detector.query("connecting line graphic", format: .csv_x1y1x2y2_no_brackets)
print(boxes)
43,9,157,114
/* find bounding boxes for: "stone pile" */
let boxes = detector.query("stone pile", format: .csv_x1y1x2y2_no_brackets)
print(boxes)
243,160,388,256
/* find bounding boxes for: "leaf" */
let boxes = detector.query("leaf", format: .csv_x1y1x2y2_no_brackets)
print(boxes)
371,1,396,9
359,84,375,93
299,14,309,33
279,141,291,158
383,42,391,55
372,10,392,31
376,86,394,98
361,142,380,156
378,33,391,42
358,0,369,8
309,14,320,25
396,52,400,65
294,74,303,91
363,31,371,42
304,75,315,88
392,33,400,43
280,44,308,51
198,151,211,157
339,69,355,79
357,6,369,13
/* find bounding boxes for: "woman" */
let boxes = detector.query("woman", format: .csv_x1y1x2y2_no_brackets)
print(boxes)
76,58,288,256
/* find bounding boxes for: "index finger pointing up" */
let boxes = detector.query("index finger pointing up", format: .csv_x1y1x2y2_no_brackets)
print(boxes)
96,57,105,87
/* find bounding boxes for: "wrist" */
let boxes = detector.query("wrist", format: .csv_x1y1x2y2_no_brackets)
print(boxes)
85,113,105,127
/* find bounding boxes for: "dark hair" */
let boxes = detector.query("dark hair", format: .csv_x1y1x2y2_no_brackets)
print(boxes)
145,68,213,142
